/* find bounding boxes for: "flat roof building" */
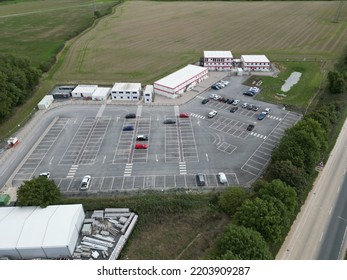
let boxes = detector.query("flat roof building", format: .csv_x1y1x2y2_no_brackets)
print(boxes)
203,51,233,71
154,64,208,98
71,85,98,98
111,83,141,101
241,55,270,72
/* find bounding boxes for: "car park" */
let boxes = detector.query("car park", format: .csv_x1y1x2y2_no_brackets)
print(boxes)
230,106,238,113
39,172,51,178
80,175,91,190
232,99,240,105
257,112,267,120
135,143,148,149
179,113,189,118
196,173,206,186
123,125,134,131
125,113,136,119
136,135,148,141
218,172,227,184
163,119,176,124
207,110,217,118
247,124,255,131
202,98,209,104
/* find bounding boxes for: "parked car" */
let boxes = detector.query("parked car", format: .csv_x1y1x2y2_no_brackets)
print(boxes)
247,124,255,131
232,99,240,105
257,112,267,120
125,113,136,119
230,106,238,113
264,108,271,114
242,102,249,108
207,110,217,118
252,105,260,111
218,172,227,184
135,143,148,149
202,98,209,104
39,172,51,178
247,104,254,110
243,92,255,96
136,135,148,141
179,113,189,118
220,80,229,86
80,175,91,190
196,173,206,186
211,84,221,90
163,119,176,124
123,125,134,131
227,99,234,104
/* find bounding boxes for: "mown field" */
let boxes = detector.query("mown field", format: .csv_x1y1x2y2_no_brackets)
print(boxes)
52,1,347,84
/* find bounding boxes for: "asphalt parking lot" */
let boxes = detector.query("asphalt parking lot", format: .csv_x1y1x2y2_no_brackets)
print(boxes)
11,75,302,193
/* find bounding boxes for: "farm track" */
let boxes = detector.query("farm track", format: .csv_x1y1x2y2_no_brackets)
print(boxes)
51,1,347,83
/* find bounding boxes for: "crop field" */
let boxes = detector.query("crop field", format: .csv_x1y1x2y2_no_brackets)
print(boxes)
0,0,118,67
52,1,347,84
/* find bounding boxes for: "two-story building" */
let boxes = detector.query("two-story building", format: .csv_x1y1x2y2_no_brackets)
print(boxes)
241,55,270,71
203,51,233,71
111,83,142,101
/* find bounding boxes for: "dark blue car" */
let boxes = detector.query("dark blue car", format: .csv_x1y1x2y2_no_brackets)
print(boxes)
123,125,134,131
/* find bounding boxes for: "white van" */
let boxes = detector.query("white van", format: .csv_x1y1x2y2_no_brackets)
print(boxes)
218,172,227,184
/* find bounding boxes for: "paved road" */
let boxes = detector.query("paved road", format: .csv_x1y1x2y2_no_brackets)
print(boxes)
276,118,347,259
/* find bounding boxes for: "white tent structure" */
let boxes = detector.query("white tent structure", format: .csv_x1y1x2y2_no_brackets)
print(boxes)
0,204,85,259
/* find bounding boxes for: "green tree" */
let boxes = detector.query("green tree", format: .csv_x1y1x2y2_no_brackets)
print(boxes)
234,197,285,244
17,176,62,208
218,187,249,216
214,224,273,260
328,70,346,94
267,160,308,202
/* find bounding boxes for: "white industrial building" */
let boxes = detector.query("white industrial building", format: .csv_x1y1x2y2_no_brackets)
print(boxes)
0,204,85,259
203,51,233,71
111,83,142,101
143,85,154,103
71,84,98,98
241,55,270,71
153,64,208,98
37,95,54,110
92,87,111,101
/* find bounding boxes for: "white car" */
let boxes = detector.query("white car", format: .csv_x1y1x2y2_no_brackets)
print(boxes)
220,80,229,86
232,99,240,105
218,172,228,184
241,102,249,108
208,110,218,118
80,175,91,190
264,108,271,114
39,172,51,178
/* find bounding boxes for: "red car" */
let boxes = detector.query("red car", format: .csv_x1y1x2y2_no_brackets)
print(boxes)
179,113,189,118
135,143,148,149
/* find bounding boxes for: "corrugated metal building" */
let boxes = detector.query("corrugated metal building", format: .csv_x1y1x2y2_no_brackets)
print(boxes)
0,204,85,259
71,85,98,98
153,64,208,98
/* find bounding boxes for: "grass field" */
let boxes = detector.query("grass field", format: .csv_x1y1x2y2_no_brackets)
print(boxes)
0,0,118,67
52,1,347,84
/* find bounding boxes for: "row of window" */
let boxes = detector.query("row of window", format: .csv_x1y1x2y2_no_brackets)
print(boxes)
243,62,269,66
111,95,139,100
112,91,139,94
204,63,233,66
204,58,233,62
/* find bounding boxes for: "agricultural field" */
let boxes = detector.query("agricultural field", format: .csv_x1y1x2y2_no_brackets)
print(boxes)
52,1,347,84
0,0,119,68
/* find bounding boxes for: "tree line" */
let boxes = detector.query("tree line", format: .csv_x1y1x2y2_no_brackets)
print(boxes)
0,54,40,123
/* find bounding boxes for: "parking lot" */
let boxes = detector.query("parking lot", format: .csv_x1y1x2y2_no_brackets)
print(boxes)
11,75,301,192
